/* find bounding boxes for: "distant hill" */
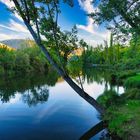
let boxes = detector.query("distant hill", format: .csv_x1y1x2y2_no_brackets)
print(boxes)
0,39,35,49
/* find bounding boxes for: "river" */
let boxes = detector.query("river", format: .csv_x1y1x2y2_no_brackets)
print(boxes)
0,68,124,140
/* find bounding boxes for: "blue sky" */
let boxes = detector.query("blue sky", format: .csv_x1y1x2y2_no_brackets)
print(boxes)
0,0,110,46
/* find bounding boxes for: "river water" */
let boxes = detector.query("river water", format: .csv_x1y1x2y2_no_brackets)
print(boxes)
0,69,124,140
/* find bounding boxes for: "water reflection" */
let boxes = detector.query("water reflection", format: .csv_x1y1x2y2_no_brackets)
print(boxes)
80,121,122,140
0,68,124,140
0,68,59,105
80,121,107,140
22,86,49,107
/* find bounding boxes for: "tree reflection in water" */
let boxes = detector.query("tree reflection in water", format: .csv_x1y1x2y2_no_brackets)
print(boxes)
22,85,49,106
80,121,106,140
80,121,122,140
0,68,59,106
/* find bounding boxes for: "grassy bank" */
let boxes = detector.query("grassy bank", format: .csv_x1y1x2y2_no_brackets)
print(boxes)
97,70,140,139
104,100,140,140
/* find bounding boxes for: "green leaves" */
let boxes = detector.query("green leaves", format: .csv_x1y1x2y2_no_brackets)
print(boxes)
91,0,140,41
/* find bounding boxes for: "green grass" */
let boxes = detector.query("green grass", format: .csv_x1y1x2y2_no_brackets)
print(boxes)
124,75,140,89
122,88,140,99
104,100,140,139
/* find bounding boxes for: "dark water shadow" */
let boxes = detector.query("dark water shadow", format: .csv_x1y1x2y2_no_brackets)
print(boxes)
80,121,122,140
80,121,106,140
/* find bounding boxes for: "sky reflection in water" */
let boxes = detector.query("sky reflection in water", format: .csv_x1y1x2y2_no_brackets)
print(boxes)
0,70,124,140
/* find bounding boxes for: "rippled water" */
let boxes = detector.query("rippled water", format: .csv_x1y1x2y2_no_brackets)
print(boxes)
0,69,124,140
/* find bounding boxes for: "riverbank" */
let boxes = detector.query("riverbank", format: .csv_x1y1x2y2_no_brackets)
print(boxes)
105,100,140,140
97,69,140,139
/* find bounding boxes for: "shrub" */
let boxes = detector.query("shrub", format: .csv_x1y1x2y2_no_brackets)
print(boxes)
97,90,120,108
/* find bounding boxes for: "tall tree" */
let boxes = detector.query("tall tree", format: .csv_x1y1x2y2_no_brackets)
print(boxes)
109,33,114,64
90,0,140,41
11,0,105,114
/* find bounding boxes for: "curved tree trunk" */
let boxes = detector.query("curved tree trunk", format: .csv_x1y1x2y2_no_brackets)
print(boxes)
13,0,105,114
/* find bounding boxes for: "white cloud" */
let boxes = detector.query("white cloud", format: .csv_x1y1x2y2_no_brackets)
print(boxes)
0,18,31,41
0,33,12,40
77,0,110,46
78,0,95,13
0,32,31,41
78,31,110,47
0,0,14,8
77,0,96,33
0,22,32,41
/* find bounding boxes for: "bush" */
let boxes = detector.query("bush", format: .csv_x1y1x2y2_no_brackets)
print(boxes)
97,90,120,108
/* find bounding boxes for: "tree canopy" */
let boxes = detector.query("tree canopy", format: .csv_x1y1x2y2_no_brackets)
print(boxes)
90,0,140,41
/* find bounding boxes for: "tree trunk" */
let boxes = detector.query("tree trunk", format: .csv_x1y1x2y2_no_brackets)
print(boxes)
29,23,105,114
13,0,105,114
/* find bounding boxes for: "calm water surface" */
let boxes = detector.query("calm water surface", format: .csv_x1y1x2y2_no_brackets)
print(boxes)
0,69,124,140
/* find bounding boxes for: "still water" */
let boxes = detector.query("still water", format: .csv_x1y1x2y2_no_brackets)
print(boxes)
0,69,124,140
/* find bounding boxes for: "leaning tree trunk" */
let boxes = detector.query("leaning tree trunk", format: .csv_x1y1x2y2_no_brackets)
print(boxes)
13,0,105,114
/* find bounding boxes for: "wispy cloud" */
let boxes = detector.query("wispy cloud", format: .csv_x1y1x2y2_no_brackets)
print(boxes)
0,0,23,21
0,19,29,33
0,32,28,41
0,19,31,41
0,1,31,41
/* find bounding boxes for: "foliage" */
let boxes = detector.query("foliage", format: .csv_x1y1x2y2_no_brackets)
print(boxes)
91,0,140,42
0,45,48,76
11,0,79,74
15,50,31,73
104,100,140,139
97,84,140,139
81,45,104,66
116,70,137,81
67,55,83,77
0,47,15,76
97,90,120,108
